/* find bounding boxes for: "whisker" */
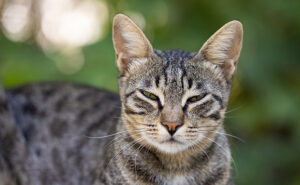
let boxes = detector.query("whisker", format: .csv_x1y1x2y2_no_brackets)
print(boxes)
108,137,144,166
105,130,146,148
190,129,217,132
84,128,146,139
224,116,239,119
202,135,238,172
214,131,245,143
132,142,145,178
188,125,219,129
83,130,128,139
225,106,242,115
192,143,210,161
141,124,156,128
196,130,245,143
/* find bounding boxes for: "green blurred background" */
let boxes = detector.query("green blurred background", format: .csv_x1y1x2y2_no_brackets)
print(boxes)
1,0,300,184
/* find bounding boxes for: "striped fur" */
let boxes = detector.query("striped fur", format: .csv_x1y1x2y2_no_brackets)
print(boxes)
110,14,243,184
0,14,242,185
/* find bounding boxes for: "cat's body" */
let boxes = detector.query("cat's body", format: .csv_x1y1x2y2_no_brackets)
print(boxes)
0,83,120,185
0,82,232,185
0,14,243,185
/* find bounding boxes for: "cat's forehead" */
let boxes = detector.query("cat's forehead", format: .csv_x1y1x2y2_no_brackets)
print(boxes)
153,49,197,82
154,50,196,63
129,49,226,94
153,50,224,82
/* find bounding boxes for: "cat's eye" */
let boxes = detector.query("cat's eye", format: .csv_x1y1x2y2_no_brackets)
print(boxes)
141,90,158,101
187,95,203,103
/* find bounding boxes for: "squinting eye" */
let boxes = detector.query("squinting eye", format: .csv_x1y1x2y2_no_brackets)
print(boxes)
141,90,158,101
187,95,203,103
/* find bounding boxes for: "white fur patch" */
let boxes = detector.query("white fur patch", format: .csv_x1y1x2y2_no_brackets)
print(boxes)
143,123,205,154
127,58,148,71
165,175,190,185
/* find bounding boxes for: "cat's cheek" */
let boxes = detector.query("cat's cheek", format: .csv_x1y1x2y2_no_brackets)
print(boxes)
142,124,169,145
141,131,161,149
172,126,186,141
179,127,203,146
193,133,206,146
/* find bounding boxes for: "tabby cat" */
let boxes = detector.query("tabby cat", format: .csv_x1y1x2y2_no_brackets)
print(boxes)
0,14,243,185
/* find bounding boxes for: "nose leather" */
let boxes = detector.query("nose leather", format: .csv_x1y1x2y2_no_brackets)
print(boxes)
162,121,183,135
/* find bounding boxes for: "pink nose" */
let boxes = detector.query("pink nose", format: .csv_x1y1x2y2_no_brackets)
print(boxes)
161,121,183,135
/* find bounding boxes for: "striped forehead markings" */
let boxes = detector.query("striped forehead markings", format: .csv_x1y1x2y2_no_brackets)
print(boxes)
155,50,195,89
155,76,160,88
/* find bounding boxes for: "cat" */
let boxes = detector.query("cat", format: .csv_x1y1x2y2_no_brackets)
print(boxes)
0,14,243,185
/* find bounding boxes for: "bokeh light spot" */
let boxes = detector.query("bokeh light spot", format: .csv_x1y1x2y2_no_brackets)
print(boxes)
1,0,32,41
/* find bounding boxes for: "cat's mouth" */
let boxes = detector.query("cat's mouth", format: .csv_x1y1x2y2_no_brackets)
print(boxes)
161,137,183,144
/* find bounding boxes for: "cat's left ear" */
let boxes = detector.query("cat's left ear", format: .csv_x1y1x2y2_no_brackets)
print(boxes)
113,14,153,74
197,21,243,80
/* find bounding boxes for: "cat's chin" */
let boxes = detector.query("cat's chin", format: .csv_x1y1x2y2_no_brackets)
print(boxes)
143,136,189,154
156,142,189,154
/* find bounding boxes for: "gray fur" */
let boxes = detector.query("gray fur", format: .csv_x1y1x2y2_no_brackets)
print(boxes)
0,83,121,185
111,49,233,185
0,15,242,185
0,49,234,184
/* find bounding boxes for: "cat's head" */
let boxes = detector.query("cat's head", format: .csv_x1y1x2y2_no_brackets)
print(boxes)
112,14,243,154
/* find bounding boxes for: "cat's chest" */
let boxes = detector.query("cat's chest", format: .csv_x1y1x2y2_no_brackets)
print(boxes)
164,175,191,185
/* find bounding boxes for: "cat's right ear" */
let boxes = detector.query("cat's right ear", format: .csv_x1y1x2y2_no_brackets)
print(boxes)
113,14,153,74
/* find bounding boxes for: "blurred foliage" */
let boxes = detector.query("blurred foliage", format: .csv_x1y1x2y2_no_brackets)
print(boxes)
1,0,300,184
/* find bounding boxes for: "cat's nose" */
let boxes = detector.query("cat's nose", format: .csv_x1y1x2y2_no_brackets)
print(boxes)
161,121,183,136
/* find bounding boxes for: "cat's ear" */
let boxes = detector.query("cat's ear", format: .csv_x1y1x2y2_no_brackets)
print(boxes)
198,21,243,80
113,14,153,74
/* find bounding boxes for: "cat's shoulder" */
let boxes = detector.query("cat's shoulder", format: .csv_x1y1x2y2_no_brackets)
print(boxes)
0,82,121,184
